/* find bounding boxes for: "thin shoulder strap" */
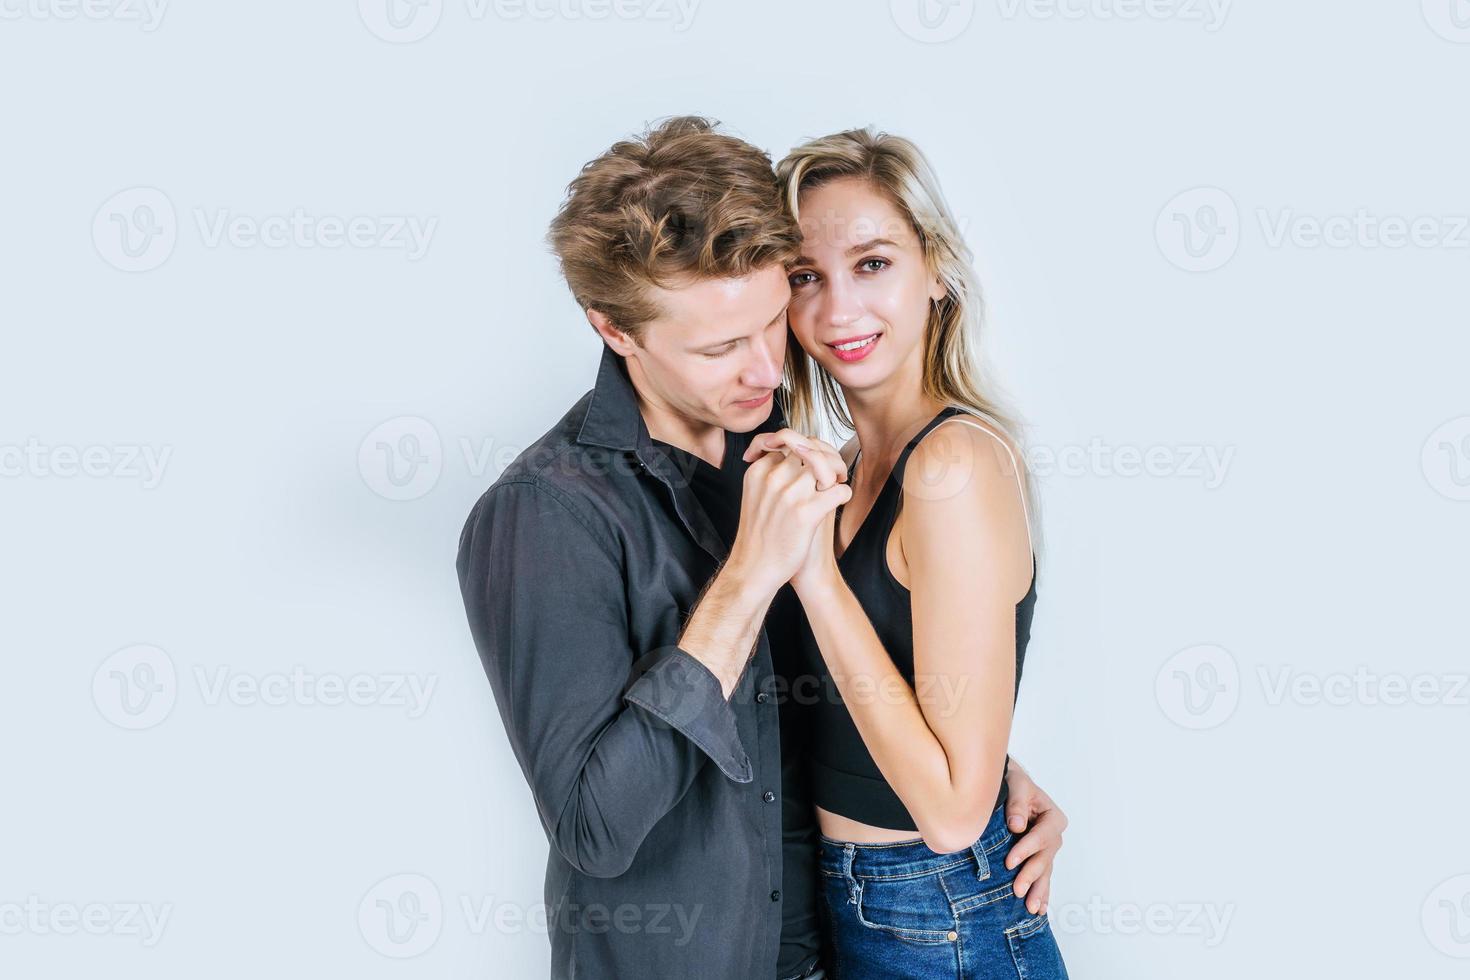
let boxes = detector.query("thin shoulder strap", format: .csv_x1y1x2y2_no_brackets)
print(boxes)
930,413,1035,559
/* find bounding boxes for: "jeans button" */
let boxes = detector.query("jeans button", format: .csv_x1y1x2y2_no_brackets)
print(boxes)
770,890,782,902
946,930,958,941
762,790,776,803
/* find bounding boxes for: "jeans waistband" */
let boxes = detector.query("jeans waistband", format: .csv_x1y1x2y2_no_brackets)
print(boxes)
817,804,1011,879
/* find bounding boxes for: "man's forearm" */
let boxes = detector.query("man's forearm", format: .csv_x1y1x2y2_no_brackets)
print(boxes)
678,557,777,700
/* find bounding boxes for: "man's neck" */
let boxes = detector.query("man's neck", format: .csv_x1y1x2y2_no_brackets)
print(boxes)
643,405,726,468
624,361,726,467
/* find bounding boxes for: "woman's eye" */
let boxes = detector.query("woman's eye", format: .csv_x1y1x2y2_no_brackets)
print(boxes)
702,344,737,358
858,258,890,273
788,271,817,287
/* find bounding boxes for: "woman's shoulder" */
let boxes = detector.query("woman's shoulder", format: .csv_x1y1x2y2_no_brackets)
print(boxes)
901,410,1027,511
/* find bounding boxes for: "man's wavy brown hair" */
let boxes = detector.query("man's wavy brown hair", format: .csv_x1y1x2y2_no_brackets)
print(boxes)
547,116,802,340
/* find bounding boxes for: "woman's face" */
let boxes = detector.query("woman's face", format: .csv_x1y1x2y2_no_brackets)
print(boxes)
786,177,945,398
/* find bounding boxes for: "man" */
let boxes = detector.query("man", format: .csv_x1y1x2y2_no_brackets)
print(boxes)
456,116,1066,979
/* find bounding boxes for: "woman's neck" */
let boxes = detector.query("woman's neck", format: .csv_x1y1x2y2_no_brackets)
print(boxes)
843,356,947,479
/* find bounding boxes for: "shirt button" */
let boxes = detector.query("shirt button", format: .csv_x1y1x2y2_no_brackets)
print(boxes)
770,890,782,902
762,791,775,803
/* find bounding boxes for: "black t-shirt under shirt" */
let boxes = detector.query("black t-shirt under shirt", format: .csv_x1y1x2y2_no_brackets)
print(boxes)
649,431,822,980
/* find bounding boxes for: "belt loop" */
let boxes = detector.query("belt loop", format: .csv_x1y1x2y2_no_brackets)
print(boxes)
841,843,860,905
970,837,991,880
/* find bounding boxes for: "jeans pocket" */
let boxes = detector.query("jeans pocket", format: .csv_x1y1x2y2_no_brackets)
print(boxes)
1004,913,1068,980
849,873,956,945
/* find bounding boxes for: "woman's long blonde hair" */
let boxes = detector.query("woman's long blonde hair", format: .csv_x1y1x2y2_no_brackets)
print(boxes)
775,127,1041,552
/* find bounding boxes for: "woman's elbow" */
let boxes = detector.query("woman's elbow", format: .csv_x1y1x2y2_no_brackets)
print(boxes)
914,777,1007,854
918,815,991,856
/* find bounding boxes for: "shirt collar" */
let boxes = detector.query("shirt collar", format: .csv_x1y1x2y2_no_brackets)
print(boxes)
575,344,644,452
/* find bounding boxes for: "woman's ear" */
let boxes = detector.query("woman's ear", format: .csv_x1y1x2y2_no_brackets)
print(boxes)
586,308,639,356
927,270,948,305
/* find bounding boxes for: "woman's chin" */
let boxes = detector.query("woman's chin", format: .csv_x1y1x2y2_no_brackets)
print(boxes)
820,351,893,390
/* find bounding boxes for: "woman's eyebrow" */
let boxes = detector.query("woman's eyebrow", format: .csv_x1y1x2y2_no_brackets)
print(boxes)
791,239,900,266
846,237,899,255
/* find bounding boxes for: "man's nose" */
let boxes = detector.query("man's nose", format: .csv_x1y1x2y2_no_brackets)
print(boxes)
740,333,784,389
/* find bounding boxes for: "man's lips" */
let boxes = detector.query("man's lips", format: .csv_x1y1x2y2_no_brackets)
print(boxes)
732,391,773,408
827,331,881,362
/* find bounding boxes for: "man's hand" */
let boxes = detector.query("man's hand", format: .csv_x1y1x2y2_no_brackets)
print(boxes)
1002,761,1067,915
678,433,850,700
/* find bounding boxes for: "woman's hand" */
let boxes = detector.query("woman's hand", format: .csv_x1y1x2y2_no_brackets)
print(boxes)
791,495,841,597
741,429,848,596
741,428,848,490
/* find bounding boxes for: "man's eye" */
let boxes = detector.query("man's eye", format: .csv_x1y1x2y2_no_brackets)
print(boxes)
858,258,890,273
788,271,817,287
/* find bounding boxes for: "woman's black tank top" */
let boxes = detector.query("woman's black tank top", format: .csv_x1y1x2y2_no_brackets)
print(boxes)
794,406,1037,832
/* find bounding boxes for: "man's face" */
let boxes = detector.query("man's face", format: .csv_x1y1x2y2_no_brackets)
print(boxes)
616,264,791,434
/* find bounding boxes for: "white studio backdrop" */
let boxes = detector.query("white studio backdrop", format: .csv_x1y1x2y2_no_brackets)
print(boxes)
2,1,1467,977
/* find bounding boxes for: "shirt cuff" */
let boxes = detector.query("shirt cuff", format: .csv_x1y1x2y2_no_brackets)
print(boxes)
623,646,754,783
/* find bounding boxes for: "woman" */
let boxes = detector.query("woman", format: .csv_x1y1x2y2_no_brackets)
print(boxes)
744,129,1069,979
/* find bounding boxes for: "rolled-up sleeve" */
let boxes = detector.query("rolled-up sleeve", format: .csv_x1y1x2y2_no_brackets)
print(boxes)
456,479,751,879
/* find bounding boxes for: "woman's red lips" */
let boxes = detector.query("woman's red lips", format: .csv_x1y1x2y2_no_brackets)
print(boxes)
827,332,881,363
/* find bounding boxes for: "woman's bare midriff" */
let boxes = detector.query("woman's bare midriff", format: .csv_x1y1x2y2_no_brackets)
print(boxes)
816,805,924,844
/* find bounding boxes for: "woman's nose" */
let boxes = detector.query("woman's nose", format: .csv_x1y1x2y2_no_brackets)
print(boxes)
822,276,864,329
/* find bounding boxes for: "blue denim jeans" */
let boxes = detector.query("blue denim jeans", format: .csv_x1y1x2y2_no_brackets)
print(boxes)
818,805,1068,979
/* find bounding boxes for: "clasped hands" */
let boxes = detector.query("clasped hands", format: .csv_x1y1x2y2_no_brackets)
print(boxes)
728,428,851,598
